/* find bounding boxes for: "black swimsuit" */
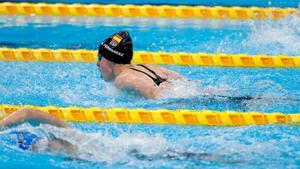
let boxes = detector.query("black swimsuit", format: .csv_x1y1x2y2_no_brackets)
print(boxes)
130,64,167,86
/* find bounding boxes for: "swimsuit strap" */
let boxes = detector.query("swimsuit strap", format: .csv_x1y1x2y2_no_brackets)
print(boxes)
136,64,159,76
137,64,167,84
130,64,167,86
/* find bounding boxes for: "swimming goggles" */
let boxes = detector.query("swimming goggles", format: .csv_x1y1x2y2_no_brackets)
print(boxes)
98,53,102,61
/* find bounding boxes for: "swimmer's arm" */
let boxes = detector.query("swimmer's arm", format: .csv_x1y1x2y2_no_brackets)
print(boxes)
115,75,161,99
0,108,70,129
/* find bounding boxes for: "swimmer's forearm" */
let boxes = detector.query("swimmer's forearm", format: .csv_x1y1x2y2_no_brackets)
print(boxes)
0,108,32,129
24,108,70,128
0,108,69,129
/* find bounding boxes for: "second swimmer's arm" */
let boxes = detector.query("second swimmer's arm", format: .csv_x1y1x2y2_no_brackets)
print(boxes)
0,108,70,129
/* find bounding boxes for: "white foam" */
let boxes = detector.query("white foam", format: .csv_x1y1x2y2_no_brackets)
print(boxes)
160,78,234,99
30,124,168,164
243,13,300,55
2,123,299,167
159,79,200,98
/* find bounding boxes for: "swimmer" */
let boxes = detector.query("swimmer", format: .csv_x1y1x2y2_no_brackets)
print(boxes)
97,31,185,99
0,108,242,163
0,107,77,154
96,31,258,103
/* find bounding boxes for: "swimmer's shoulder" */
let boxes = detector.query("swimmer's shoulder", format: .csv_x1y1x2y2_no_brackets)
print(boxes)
114,70,136,89
116,66,152,79
114,69,155,89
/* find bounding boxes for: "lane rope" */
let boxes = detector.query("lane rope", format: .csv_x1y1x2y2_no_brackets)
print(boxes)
0,2,298,19
0,104,299,126
0,48,299,68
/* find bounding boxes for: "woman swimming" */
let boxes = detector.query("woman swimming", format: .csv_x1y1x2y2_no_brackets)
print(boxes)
0,108,77,154
0,108,241,163
97,31,184,99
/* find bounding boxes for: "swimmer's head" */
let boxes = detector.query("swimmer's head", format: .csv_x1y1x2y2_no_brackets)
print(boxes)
11,131,41,150
98,31,133,64
97,31,133,81
12,131,77,154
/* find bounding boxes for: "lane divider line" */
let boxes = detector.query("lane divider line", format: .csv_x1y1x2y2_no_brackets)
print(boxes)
0,2,298,19
0,48,299,68
0,104,299,126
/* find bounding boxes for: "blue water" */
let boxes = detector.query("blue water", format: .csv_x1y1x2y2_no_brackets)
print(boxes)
0,123,300,169
1,15,300,55
0,15,299,168
0,62,299,113
0,123,300,168
3,0,300,8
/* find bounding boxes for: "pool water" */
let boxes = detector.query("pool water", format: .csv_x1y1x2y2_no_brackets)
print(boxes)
1,62,299,113
1,15,300,55
0,14,299,168
0,123,300,169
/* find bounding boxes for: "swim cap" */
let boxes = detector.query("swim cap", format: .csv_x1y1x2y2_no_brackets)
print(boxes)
98,31,133,64
11,131,41,150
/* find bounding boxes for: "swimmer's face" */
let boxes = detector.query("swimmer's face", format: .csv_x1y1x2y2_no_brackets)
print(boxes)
97,57,115,82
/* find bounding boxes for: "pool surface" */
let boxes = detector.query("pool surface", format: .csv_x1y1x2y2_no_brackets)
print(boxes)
0,123,300,169
1,15,300,55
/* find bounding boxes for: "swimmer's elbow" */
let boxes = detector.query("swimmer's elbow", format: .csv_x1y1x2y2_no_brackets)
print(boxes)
142,92,155,99
142,88,161,99
18,107,35,119
152,89,162,99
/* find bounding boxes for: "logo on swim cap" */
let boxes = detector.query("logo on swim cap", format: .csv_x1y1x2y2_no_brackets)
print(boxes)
103,43,124,57
109,35,123,47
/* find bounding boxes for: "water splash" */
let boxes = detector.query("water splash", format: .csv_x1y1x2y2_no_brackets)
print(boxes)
0,123,299,168
242,13,300,55
2,124,168,164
